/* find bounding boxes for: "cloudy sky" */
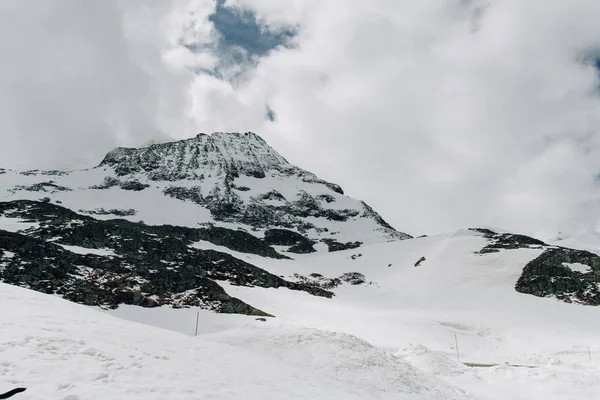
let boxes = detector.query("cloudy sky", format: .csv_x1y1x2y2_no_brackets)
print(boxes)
2,0,600,239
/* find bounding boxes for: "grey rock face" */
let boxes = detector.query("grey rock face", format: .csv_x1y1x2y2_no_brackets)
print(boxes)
100,132,293,181
10,181,72,193
470,228,546,253
515,247,600,305
0,200,333,315
472,228,600,306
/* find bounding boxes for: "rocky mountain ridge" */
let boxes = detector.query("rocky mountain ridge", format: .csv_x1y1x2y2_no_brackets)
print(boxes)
0,200,336,315
101,132,300,182
0,132,411,250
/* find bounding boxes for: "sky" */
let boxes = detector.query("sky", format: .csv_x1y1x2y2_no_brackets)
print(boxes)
2,0,600,239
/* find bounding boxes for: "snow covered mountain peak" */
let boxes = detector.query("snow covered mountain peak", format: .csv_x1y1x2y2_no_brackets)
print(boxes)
0,132,411,251
99,132,298,182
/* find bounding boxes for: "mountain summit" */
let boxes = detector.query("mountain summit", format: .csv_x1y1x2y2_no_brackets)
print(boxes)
0,132,410,253
101,132,297,181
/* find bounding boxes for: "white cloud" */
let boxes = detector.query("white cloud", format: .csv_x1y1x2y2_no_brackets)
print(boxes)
184,0,600,238
0,0,201,169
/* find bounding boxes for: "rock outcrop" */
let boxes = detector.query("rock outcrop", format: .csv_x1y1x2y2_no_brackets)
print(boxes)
0,200,333,315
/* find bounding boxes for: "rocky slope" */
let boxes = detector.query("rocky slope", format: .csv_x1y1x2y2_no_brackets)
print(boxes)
471,228,600,305
0,200,333,315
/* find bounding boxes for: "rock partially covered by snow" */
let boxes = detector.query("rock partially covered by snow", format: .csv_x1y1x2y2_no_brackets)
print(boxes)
515,247,600,305
100,132,294,181
1,132,411,248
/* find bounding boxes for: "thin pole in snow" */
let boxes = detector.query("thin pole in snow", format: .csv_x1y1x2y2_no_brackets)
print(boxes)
588,346,592,361
454,333,460,363
195,311,199,336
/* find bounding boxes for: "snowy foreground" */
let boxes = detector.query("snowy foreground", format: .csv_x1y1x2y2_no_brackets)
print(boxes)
2,230,600,399
1,282,469,400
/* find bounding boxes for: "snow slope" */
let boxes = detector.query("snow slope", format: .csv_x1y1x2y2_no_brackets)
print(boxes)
3,227,600,399
218,230,600,361
107,229,600,400
0,282,470,400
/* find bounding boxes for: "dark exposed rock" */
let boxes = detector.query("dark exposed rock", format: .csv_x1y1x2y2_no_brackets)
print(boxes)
262,228,316,254
11,181,72,193
260,190,286,201
288,240,317,254
293,273,341,290
293,271,368,290
515,247,600,305
324,209,360,221
339,272,366,285
91,177,149,191
40,170,70,176
414,256,426,267
162,183,362,234
286,192,357,221
80,208,137,217
0,200,334,314
263,228,308,246
14,169,70,177
119,180,150,191
471,228,546,254
0,200,288,259
291,191,321,217
300,177,344,195
90,176,121,189
163,186,204,204
322,239,363,252
316,194,335,203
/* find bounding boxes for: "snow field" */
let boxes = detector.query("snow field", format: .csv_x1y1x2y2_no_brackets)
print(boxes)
0,283,470,400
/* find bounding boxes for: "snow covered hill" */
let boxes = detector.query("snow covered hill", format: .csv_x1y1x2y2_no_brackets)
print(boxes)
110,229,600,400
0,132,410,250
209,229,600,358
0,282,472,400
2,230,600,400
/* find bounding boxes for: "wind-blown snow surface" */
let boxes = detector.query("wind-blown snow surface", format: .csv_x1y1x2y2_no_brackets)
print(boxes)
107,230,600,400
0,283,470,400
